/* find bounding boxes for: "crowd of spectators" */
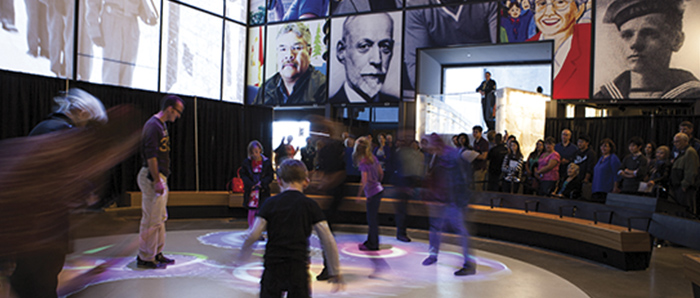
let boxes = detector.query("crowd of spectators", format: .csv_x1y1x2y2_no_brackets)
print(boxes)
272,120,700,220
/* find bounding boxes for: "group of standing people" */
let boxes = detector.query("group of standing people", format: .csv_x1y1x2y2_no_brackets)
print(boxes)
474,124,700,217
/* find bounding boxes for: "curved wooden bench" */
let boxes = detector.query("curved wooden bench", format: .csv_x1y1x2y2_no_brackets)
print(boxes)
469,204,651,270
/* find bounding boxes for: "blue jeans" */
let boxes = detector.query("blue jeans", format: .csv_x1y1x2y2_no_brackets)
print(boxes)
365,191,383,248
428,203,471,266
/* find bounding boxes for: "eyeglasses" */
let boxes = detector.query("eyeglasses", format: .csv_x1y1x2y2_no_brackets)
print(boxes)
535,0,573,11
278,43,307,55
173,108,183,116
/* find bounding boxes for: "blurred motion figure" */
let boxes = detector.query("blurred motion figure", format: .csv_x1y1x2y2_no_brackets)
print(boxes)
0,88,140,298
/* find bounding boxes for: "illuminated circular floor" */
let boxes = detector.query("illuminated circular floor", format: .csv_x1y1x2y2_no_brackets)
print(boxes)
58,230,589,298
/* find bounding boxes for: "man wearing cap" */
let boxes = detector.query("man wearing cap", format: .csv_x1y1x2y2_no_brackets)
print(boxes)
595,0,700,100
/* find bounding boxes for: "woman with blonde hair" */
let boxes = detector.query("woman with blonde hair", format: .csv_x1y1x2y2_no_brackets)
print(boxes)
353,136,384,251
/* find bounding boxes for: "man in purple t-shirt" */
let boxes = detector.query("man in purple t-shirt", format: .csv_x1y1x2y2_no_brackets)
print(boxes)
136,95,184,269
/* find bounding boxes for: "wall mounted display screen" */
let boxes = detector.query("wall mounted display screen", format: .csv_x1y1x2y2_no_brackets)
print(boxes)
593,0,700,102
266,0,329,23
330,0,402,15
246,26,265,105
403,2,498,100
223,21,246,103
498,0,591,100
0,0,74,79
253,20,328,106
77,0,161,91
160,2,223,100
176,0,224,16
226,0,248,23
328,12,402,104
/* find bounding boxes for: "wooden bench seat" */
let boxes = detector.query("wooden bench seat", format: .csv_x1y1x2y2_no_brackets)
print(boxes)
469,205,650,252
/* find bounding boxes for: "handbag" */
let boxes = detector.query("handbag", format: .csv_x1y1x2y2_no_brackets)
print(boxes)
227,167,244,193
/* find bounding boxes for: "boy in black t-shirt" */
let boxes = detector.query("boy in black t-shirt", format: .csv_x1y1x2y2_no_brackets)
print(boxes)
238,159,343,297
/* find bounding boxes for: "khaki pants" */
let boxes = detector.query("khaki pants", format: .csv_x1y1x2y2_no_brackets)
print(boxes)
137,167,168,262
473,169,487,191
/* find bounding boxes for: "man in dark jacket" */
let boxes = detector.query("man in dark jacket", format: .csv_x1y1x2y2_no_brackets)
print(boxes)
253,22,326,106
671,133,699,215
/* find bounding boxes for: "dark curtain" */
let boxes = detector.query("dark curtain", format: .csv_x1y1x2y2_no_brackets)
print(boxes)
197,100,272,191
0,70,272,204
0,71,64,138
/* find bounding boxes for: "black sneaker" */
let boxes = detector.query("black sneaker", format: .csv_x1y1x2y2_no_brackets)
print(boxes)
397,235,412,242
358,241,379,251
422,256,437,266
136,257,167,269
454,264,476,276
316,268,330,281
155,253,175,264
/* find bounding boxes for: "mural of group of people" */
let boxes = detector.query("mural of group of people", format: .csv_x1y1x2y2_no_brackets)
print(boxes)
1,0,699,105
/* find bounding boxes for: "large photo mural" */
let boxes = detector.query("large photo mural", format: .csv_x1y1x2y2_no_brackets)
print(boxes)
593,0,700,101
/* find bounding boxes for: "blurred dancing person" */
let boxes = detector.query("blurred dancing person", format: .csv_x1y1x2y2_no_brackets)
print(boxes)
421,133,477,276
353,136,384,251
393,134,425,242
2,89,139,298
306,117,346,281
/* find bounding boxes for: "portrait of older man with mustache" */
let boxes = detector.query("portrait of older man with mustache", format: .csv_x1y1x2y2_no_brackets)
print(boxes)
594,0,700,100
253,22,327,106
330,13,401,104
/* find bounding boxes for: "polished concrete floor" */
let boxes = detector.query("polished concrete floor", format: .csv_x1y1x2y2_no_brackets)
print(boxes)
5,211,698,298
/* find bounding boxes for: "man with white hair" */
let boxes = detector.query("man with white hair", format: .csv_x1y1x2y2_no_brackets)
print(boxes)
671,132,699,214
11,88,107,298
330,13,399,103
29,88,108,135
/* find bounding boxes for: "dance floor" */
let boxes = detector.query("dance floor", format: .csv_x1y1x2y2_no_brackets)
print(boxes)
57,229,589,298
